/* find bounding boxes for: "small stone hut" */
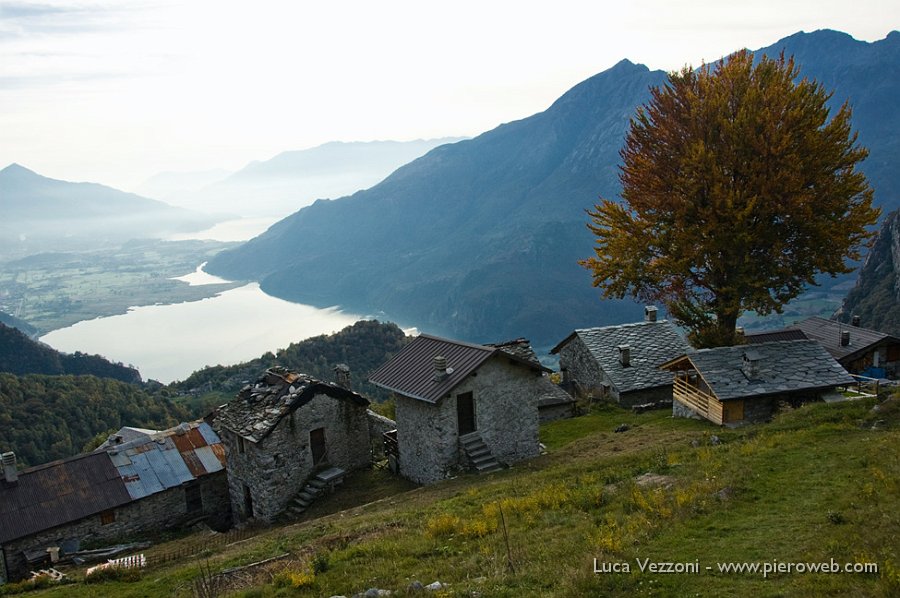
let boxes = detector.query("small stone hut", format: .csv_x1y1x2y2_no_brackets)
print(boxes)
368,334,546,485
551,307,691,407
661,340,855,425
211,367,370,523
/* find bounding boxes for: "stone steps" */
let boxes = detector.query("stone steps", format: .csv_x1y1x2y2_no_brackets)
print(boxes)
281,467,346,520
459,432,502,474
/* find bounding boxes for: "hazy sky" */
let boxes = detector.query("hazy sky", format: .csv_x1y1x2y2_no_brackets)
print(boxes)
1,0,897,192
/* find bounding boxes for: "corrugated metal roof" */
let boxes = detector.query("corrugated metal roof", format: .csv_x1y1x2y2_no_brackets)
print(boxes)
109,421,226,501
0,452,131,544
369,334,544,403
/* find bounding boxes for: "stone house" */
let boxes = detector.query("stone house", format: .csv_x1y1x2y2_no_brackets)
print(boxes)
211,367,371,524
661,340,855,426
368,334,546,485
784,316,900,379
488,338,576,423
551,307,692,407
0,421,228,583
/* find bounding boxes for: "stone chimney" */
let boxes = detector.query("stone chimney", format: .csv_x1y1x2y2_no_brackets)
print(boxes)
618,345,631,367
851,315,861,327
742,350,762,380
840,330,850,347
2,452,18,485
644,306,658,322
433,356,451,381
333,363,352,390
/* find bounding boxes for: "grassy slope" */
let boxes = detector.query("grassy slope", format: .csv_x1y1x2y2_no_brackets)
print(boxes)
26,399,900,597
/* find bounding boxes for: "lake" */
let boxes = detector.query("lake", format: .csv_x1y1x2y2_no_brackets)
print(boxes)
40,278,364,384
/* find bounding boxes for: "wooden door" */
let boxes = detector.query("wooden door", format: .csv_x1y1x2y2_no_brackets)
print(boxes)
723,400,744,423
457,392,476,435
310,427,327,465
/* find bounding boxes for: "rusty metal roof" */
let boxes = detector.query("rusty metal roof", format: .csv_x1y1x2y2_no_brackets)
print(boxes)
0,452,131,544
106,421,226,501
368,334,544,403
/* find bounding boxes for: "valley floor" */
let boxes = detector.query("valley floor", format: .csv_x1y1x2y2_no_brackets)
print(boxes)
20,397,900,597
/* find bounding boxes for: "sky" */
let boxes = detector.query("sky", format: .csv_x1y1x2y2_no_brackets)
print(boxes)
1,0,898,192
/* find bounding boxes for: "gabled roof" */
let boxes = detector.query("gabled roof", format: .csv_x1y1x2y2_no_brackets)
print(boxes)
0,451,131,544
369,334,545,403
214,367,369,442
552,320,691,394
661,340,854,401
792,316,900,361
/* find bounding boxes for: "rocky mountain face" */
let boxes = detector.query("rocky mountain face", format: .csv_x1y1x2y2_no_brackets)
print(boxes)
840,209,900,335
206,30,900,349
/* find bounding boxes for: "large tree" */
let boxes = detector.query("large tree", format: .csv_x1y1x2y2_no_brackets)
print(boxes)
581,50,880,347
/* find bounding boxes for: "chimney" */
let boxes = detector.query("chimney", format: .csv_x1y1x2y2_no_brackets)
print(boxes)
618,345,631,367
333,363,352,390
840,330,850,347
2,452,17,485
741,350,761,380
644,306,658,322
851,315,861,327
433,356,450,381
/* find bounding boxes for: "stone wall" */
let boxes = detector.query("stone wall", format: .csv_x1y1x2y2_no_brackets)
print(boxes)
619,385,674,408
395,355,542,485
539,402,576,424
558,336,606,397
223,393,371,523
395,393,459,485
1,473,228,581
366,410,397,459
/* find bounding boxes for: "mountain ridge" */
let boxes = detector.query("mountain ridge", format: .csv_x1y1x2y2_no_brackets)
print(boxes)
201,30,900,347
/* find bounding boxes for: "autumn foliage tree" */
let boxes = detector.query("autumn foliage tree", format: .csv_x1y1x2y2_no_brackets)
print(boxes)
581,50,880,347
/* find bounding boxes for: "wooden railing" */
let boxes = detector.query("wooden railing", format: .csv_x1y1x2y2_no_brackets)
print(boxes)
383,429,399,461
673,376,723,423
848,374,880,397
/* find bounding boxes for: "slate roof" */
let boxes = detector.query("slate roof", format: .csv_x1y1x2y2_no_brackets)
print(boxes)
104,421,226,501
744,328,809,344
213,367,369,442
552,321,691,394
369,334,545,403
0,452,131,544
487,338,545,369
792,316,900,361
661,340,855,401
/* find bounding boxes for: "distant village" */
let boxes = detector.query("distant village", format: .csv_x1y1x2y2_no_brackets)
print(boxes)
1,309,898,584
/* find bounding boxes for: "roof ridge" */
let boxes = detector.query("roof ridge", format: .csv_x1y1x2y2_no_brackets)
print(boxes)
576,319,671,333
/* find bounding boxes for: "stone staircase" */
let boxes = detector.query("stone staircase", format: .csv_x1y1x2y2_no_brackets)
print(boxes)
460,432,502,474
283,466,346,519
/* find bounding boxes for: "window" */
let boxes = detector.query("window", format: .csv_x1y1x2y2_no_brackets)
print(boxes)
237,435,246,454
100,510,116,525
185,485,203,513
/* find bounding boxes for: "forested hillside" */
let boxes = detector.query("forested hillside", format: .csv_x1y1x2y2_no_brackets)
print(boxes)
173,320,410,407
0,374,190,467
0,323,141,382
